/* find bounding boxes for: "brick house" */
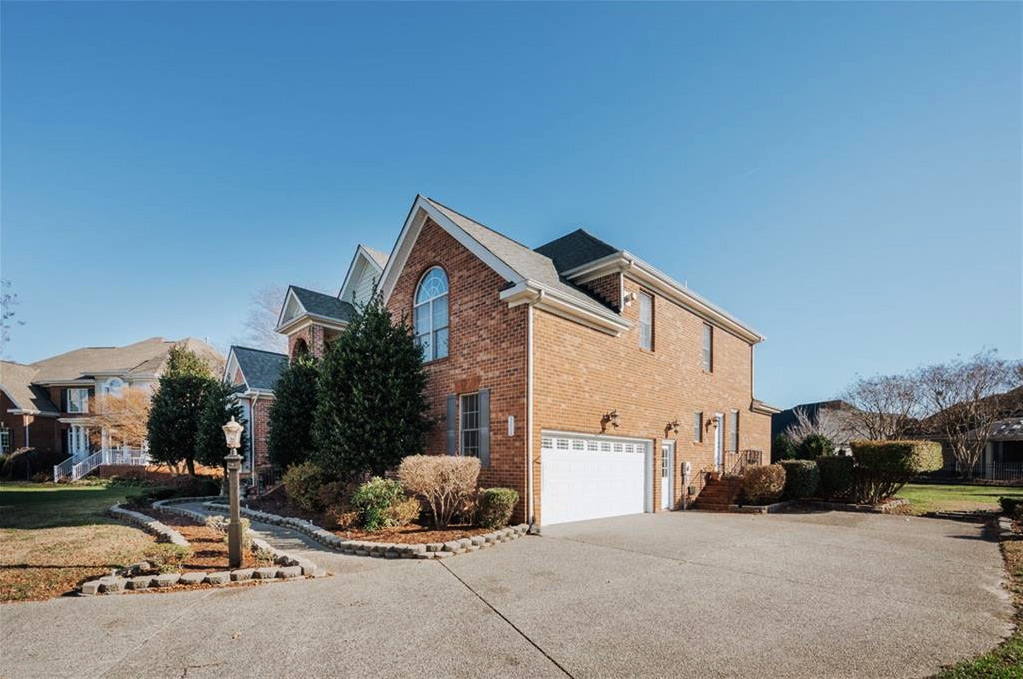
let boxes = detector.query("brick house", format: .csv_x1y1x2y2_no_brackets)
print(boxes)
279,196,777,527
0,337,223,479
223,345,288,471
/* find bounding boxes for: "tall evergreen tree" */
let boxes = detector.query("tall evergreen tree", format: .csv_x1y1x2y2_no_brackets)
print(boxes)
195,380,248,472
147,346,215,476
313,293,430,479
267,354,319,470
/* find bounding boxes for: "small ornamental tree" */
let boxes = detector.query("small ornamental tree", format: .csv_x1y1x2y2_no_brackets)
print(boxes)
90,388,152,449
194,380,247,473
312,293,431,479
267,354,320,470
147,346,215,476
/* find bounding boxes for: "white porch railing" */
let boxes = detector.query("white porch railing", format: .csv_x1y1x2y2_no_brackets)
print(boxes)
53,448,150,482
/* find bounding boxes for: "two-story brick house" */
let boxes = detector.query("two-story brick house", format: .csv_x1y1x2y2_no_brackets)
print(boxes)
281,195,776,527
223,345,289,471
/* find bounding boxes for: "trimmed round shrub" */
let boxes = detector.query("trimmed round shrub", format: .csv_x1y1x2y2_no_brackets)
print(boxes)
381,497,422,528
796,433,835,460
478,488,519,528
351,477,406,531
282,461,327,512
398,455,481,529
850,440,942,504
816,455,854,499
742,464,786,504
779,459,819,499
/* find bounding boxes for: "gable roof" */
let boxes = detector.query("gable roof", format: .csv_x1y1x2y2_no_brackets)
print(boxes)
290,286,354,322
228,346,288,392
0,361,59,415
28,337,222,384
535,229,618,274
362,245,388,269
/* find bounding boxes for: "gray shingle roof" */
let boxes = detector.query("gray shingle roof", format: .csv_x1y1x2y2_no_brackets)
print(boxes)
0,362,60,414
291,286,355,323
28,337,223,383
534,229,618,274
425,198,617,313
231,346,288,392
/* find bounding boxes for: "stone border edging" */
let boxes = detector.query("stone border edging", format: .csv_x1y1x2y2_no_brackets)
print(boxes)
802,498,909,514
204,501,529,559
728,500,796,514
85,503,324,596
109,504,189,547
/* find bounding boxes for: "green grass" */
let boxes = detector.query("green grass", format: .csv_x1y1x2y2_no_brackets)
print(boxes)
897,484,1023,516
0,481,141,529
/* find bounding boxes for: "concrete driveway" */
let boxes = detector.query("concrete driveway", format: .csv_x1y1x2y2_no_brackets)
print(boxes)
1,510,1012,678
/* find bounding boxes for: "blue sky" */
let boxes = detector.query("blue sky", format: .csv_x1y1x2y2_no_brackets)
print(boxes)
2,1,1020,408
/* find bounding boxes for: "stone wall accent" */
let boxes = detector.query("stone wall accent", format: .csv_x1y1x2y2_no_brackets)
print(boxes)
204,501,529,559
108,504,189,547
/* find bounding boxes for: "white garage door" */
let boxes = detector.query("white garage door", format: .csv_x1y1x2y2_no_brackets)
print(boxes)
540,433,652,526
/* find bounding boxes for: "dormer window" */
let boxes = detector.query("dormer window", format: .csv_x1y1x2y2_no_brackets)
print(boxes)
414,267,449,361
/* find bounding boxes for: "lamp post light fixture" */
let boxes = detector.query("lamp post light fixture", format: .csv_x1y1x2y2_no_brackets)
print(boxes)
222,416,245,569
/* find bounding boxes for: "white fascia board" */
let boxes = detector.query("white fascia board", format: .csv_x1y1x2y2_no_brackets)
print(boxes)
338,245,385,302
380,196,522,303
10,409,60,418
564,251,763,344
275,287,307,330
751,400,782,415
500,281,631,336
275,313,349,336
222,350,249,391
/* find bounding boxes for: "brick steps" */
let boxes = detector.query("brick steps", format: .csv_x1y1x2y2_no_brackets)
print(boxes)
691,478,740,511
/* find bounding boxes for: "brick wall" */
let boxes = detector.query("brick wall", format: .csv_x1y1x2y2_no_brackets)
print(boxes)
387,218,530,521
531,275,770,524
287,325,325,360
251,396,273,467
0,392,63,455
583,272,622,311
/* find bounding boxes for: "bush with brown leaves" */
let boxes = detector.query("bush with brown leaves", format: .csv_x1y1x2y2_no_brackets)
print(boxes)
397,455,480,529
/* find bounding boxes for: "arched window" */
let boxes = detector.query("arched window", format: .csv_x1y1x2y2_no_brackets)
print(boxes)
414,267,449,361
292,337,309,360
104,378,125,397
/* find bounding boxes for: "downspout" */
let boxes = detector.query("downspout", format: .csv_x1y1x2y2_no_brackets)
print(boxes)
249,394,258,491
526,292,539,533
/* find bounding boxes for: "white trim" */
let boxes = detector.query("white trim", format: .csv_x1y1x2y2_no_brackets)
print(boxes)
541,429,652,446
562,251,763,343
338,245,386,304
223,348,250,391
380,196,522,303
275,287,308,331
276,313,349,337
500,282,631,336
526,304,535,528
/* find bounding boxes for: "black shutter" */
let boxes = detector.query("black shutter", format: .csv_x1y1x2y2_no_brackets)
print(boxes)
446,395,457,455
478,389,491,468
60,388,68,412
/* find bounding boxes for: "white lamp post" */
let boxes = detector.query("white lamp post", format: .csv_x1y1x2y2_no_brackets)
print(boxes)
222,416,245,569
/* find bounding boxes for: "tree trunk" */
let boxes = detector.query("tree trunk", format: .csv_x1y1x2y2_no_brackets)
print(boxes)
186,456,196,477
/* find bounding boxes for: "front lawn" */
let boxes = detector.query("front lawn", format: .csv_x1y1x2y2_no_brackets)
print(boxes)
898,483,1023,516
0,482,156,602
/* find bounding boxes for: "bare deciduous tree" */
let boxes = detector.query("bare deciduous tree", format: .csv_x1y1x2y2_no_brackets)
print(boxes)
1,280,26,356
89,388,153,449
241,284,288,353
783,406,856,446
916,351,1023,476
842,374,921,440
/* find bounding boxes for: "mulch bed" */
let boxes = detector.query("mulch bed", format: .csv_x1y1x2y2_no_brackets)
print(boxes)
246,489,492,544
145,509,266,571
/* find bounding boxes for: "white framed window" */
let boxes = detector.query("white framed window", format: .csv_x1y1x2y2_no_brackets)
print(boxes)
0,427,10,453
638,291,653,350
729,410,739,452
702,323,714,373
414,267,449,361
693,412,703,443
104,378,125,396
67,388,90,414
459,393,480,458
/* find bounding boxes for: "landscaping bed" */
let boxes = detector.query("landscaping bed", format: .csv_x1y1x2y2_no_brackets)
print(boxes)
145,509,266,571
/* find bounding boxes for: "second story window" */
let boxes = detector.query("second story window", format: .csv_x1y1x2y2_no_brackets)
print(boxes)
638,291,653,351
67,388,90,414
414,267,449,361
702,323,714,373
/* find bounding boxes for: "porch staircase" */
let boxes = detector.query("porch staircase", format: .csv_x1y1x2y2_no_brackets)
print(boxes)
691,476,742,511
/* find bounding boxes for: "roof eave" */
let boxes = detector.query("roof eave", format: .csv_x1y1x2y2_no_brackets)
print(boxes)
275,313,349,335
500,281,631,336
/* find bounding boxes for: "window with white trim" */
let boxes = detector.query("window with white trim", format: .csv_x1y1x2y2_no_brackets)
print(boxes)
67,388,90,414
702,323,714,372
693,412,703,443
638,291,653,350
104,378,125,397
729,410,739,452
414,267,449,361
0,427,10,453
459,393,480,458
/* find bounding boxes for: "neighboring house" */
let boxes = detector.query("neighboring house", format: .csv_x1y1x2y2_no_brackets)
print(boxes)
224,345,288,471
278,195,777,527
771,399,860,454
0,337,223,480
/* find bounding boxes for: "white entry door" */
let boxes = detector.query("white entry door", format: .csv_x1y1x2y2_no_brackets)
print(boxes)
541,433,652,526
660,441,675,510
714,414,724,470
